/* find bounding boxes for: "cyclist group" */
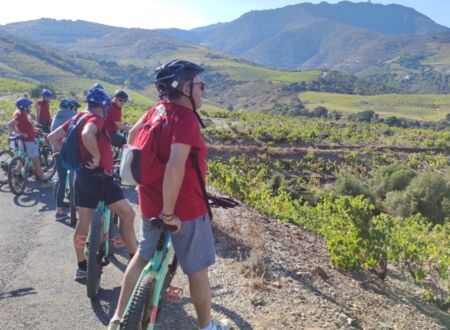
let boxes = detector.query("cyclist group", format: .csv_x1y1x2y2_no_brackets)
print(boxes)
7,60,229,330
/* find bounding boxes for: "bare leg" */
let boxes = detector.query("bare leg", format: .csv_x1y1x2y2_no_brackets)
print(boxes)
74,207,94,262
31,157,46,181
108,199,137,255
114,253,148,318
188,268,211,329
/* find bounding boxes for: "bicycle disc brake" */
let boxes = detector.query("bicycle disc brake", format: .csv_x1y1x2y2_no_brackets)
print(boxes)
165,286,183,303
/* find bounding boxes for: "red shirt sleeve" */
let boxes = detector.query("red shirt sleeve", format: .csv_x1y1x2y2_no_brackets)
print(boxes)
172,112,202,149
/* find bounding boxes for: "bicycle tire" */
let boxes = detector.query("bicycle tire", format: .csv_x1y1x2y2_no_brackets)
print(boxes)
121,273,154,330
156,255,178,319
7,156,27,195
0,150,13,184
69,177,77,226
87,211,103,299
40,147,56,179
52,179,60,201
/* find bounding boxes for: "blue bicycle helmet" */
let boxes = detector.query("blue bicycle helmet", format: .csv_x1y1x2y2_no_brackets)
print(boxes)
89,82,104,91
42,89,53,97
59,98,72,109
85,88,110,107
16,97,33,110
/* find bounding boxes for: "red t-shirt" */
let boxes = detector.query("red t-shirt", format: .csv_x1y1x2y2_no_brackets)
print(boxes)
13,111,35,142
105,103,122,134
36,99,51,121
62,112,113,174
137,101,208,222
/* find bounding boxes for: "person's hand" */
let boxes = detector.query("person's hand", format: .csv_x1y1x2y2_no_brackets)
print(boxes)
20,133,28,139
86,156,100,169
161,214,182,234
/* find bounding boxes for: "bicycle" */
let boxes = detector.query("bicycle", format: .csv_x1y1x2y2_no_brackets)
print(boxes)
112,130,129,185
0,148,14,184
120,194,239,330
7,135,35,195
121,218,178,330
35,130,56,180
84,175,117,299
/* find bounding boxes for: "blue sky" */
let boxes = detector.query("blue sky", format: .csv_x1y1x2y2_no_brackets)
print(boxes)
0,1,448,29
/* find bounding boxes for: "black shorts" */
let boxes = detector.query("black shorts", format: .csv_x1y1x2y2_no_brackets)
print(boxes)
75,168,124,209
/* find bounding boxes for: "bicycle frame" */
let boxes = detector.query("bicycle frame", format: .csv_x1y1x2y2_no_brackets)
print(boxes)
84,200,113,259
123,228,175,330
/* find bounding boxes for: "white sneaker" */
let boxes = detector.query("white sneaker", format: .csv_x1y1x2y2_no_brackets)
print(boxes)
211,319,232,330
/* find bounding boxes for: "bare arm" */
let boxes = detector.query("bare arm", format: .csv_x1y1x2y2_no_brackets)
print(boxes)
162,144,191,209
35,104,41,122
127,113,147,144
47,125,67,151
81,122,100,169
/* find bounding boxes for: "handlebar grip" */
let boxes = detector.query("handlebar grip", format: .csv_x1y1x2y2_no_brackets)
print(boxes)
149,217,178,232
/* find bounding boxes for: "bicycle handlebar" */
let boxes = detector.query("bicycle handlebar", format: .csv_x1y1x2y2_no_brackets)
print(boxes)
149,217,178,232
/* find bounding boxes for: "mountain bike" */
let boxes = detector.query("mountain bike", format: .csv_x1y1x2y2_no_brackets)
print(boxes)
0,149,14,184
121,218,178,330
85,176,117,299
120,194,238,330
36,132,56,179
7,136,34,195
112,130,129,185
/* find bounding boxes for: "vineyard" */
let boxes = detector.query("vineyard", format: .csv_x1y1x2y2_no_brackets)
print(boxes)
0,79,449,309
202,109,450,308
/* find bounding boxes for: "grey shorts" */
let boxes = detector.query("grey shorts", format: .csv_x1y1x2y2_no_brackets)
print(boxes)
24,141,39,158
138,214,216,276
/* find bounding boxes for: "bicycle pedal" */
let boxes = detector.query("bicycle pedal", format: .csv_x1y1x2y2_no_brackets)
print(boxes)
166,286,183,303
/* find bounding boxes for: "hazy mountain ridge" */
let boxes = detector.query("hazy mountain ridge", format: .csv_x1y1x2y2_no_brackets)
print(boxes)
160,1,450,73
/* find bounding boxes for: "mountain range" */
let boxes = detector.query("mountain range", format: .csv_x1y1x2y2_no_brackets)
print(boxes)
0,1,449,112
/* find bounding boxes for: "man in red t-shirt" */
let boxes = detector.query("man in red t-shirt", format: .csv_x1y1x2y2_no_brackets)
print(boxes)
35,89,52,133
109,61,228,330
7,98,52,188
48,88,137,282
105,89,132,148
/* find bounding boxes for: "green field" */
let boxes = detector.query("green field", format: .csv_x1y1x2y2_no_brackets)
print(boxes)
300,91,450,121
209,60,320,82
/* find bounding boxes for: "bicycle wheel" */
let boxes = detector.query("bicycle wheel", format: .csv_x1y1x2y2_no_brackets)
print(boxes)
156,255,178,318
121,273,154,330
40,146,56,179
0,150,13,184
87,211,103,299
8,156,27,195
69,177,77,226
52,179,60,201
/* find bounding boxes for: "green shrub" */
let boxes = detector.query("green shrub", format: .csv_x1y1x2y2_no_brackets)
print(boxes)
370,164,416,199
332,173,371,200
404,172,450,226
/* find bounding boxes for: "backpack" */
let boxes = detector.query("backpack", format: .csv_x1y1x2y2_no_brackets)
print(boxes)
120,102,170,185
60,113,91,171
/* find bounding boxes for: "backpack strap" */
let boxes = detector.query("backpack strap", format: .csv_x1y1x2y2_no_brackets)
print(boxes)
191,153,213,220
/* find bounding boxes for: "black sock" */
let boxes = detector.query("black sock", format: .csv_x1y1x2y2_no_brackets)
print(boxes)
78,260,87,270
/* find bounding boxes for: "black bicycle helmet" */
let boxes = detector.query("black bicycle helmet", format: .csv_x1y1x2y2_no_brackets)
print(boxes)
154,60,204,97
114,89,129,101
154,60,205,125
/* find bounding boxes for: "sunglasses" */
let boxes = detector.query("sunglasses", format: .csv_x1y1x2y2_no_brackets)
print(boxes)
192,82,206,91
